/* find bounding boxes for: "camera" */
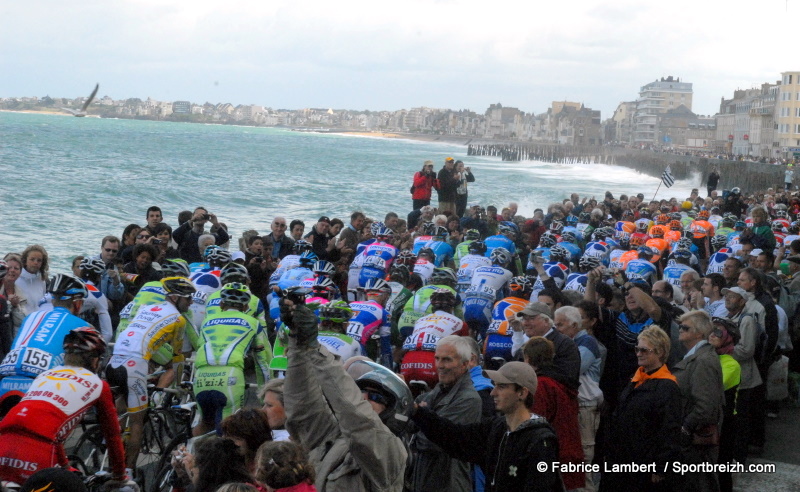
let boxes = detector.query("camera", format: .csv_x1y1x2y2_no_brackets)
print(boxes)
202,213,210,221
152,239,162,245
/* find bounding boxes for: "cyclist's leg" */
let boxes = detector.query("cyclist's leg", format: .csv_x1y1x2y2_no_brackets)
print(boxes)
109,356,149,470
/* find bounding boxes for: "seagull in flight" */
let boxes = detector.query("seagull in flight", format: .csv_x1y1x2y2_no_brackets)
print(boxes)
61,83,99,117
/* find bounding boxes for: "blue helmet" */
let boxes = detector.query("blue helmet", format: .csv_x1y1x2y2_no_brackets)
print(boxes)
498,221,519,238
298,251,318,266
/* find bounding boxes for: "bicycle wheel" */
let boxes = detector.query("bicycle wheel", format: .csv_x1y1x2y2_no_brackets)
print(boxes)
137,409,171,490
68,425,107,475
149,432,190,492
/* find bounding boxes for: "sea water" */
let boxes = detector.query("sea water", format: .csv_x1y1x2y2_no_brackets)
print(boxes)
0,111,699,270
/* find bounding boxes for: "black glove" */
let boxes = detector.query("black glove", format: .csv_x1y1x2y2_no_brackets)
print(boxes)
286,303,321,349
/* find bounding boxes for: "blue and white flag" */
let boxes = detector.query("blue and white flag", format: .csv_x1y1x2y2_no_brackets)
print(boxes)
661,166,675,188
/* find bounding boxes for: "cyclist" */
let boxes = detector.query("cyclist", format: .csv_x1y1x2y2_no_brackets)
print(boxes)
527,231,557,270
484,276,532,367
453,229,481,264
690,209,715,260
205,262,266,324
532,244,571,296
559,231,583,263
386,265,414,338
413,247,437,284
663,248,694,292
565,255,602,294
0,275,89,411
106,276,195,474
399,289,466,390
348,279,393,368
463,247,513,340
485,221,522,274
276,251,317,291
0,327,130,487
193,283,271,436
74,257,114,342
190,247,231,294
624,246,659,285
412,225,454,268
358,226,398,288
455,240,492,299
117,259,190,333
706,235,732,276
307,277,340,304
317,300,361,361
397,268,461,340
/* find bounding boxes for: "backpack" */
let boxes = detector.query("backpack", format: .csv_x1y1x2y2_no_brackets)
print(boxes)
740,312,770,366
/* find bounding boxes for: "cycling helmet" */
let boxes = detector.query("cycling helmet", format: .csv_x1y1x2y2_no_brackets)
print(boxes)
669,220,683,231
636,222,649,233
565,215,579,226
375,226,394,240
79,257,105,275
711,234,728,250
311,276,337,295
202,245,221,260
617,234,631,249
429,288,457,310
421,222,436,235
790,220,800,233
396,249,418,266
429,267,458,288
670,248,692,260
548,221,564,234
686,210,697,218
489,247,512,267
579,255,602,271
312,260,335,276
561,231,577,244
549,245,570,263
63,326,106,357
319,300,353,323
431,226,449,238
220,282,251,306
539,232,557,248
499,221,520,237
162,258,191,277
48,274,88,301
0,260,6,280
772,220,786,232
670,212,682,221
292,240,313,254
298,251,318,266
655,214,670,225
681,201,693,211
417,247,436,261
221,262,249,284
710,206,721,215
721,216,736,228
677,237,693,250
734,221,746,230
464,229,481,241
468,240,487,256
650,225,665,238
389,264,410,284
370,221,386,236
207,248,232,267
639,208,651,219
637,246,653,262
579,212,591,223
731,187,741,195
629,235,646,248
697,210,710,220
776,210,789,219
364,278,391,293
621,210,635,220
353,360,413,436
508,276,533,297
162,276,196,297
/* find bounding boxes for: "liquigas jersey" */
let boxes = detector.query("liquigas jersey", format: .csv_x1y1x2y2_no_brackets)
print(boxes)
397,285,462,338
195,310,271,385
204,284,267,327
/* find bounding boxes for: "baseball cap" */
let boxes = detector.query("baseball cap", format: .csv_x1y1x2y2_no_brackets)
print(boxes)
318,216,331,224
517,302,552,319
486,361,538,395
231,251,246,262
445,157,455,162
21,467,87,492
749,248,763,257
721,287,753,302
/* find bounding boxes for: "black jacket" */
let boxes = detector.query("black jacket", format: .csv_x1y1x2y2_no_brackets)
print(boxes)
412,408,563,492
545,329,581,391
262,233,295,260
436,167,459,202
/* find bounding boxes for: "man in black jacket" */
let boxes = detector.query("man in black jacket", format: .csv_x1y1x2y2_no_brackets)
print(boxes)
436,157,459,215
412,361,563,492
263,216,295,260
172,207,229,264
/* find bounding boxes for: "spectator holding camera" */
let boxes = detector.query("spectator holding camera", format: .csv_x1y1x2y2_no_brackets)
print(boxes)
454,160,475,217
411,160,440,210
173,206,230,263
460,204,490,238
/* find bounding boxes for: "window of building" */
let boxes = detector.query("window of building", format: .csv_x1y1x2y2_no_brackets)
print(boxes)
795,124,800,134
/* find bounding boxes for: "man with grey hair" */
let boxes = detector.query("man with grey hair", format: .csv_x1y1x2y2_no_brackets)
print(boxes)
409,335,481,492
263,216,295,260
555,305,603,491
511,302,580,390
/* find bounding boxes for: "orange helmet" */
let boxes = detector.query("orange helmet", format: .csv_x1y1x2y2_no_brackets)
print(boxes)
656,214,670,225
630,235,646,247
650,225,666,238
697,210,710,220
619,222,636,234
669,220,683,230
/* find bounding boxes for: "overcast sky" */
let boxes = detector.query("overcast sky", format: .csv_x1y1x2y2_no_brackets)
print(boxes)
2,0,797,118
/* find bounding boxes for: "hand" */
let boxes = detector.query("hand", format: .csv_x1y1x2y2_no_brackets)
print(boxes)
285,303,321,348
7,294,20,308
208,213,219,226
107,268,119,282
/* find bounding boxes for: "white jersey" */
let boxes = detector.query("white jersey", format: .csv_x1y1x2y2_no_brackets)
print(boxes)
402,311,466,351
317,331,362,361
706,248,731,276
413,259,435,283
465,266,512,299
347,253,366,297
270,255,301,286
456,254,493,297
663,263,693,293
608,249,626,270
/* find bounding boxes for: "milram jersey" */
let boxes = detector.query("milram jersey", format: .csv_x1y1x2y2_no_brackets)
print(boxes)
112,302,186,363
196,311,270,384
402,311,467,351
456,254,493,297
0,308,85,378
486,297,529,336
37,283,112,343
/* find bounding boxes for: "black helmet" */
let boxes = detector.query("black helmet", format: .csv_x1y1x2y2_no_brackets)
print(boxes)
468,240,487,256
63,326,107,357
353,360,413,436
464,229,481,241
429,288,457,309
161,259,191,277
292,240,313,254
221,262,250,284
162,276,196,297
418,247,436,262
508,276,533,297
430,268,457,288
48,274,88,301
220,282,251,306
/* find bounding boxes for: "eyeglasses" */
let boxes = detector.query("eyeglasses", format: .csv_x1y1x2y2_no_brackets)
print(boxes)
362,390,388,406
274,223,287,227
137,234,151,239
634,346,655,354
678,324,692,332
711,328,724,338
104,248,119,253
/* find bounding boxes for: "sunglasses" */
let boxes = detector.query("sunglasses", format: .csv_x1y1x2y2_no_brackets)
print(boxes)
104,248,119,253
634,346,655,354
362,390,388,406
137,234,151,239
678,324,692,332
711,328,724,338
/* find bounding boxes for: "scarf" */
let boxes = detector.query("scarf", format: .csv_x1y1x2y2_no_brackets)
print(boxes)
631,364,677,388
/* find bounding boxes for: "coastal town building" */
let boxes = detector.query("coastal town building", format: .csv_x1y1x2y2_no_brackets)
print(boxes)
775,71,800,159
634,76,693,145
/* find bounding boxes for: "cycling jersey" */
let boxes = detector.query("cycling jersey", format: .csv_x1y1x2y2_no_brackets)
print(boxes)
607,249,626,270
191,270,222,295
347,252,366,300
564,273,588,293
402,311,466,352
0,365,125,484
561,242,583,262
412,235,433,253
80,282,112,342
484,235,516,258
112,302,186,363
414,239,454,267
269,255,301,286
116,281,166,335
318,331,362,361
456,254,493,298
624,259,657,284
615,250,638,270
358,241,398,288
205,284,267,327
532,262,569,295
453,240,475,264
645,237,670,254
348,300,392,367
0,308,86,380
485,297,528,337
690,220,715,239
397,285,461,339
663,263,693,292
276,267,314,291
582,242,609,264
706,248,732,275
526,248,551,272
413,259,435,283
463,266,512,337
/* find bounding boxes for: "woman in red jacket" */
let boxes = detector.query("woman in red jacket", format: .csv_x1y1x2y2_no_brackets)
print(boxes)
411,160,439,211
523,336,586,490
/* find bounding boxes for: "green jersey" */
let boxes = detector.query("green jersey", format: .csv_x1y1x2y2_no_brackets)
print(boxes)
116,281,166,336
397,284,462,336
453,240,475,264
196,310,272,385
205,283,268,328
